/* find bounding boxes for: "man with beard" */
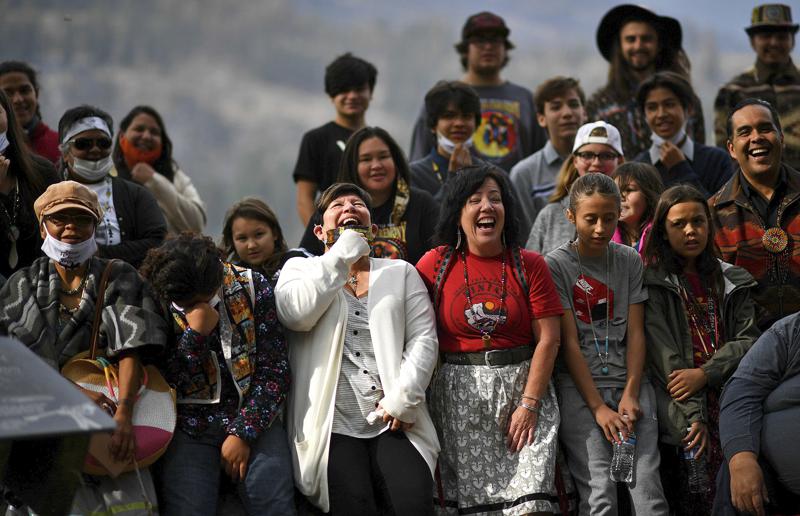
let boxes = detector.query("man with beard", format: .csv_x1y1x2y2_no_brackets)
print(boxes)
407,12,546,172
714,4,799,171
710,98,800,330
587,4,705,159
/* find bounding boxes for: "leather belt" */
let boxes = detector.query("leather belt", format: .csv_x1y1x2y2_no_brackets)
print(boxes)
441,345,533,367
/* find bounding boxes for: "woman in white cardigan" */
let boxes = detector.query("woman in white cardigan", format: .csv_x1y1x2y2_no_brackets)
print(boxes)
275,183,439,515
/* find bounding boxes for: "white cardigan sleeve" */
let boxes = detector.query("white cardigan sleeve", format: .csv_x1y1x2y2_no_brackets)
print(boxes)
378,264,439,424
275,230,369,332
144,166,206,233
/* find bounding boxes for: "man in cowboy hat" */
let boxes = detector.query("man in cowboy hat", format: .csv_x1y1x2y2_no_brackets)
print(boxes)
407,11,547,172
714,4,799,170
586,4,705,159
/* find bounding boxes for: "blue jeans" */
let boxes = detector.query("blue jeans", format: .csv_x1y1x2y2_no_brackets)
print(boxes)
157,421,295,516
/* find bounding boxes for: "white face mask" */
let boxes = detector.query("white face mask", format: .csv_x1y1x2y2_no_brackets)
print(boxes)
0,132,9,154
71,155,113,182
436,132,473,156
651,122,687,148
41,226,98,269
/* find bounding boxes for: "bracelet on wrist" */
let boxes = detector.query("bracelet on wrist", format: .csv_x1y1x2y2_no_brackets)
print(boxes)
519,401,539,413
521,394,540,403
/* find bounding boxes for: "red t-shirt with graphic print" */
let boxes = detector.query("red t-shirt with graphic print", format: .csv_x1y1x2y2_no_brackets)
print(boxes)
416,246,564,353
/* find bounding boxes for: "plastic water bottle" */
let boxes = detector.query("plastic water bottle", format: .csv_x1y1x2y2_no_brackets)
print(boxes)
610,429,637,484
682,428,711,494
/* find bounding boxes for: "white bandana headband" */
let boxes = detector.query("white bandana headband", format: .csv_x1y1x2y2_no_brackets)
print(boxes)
61,117,112,145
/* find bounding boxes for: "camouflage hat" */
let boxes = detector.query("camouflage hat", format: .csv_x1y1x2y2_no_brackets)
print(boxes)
746,4,799,35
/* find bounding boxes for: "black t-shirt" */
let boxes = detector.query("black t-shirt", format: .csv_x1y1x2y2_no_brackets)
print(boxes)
297,187,439,265
292,121,354,192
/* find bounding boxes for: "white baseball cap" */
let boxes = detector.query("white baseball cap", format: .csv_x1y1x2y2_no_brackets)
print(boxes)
572,121,624,156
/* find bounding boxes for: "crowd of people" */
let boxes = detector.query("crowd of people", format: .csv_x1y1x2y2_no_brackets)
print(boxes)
1,3,799,516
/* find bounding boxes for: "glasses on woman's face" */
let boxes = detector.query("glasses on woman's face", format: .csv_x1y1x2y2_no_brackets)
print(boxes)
44,213,96,229
69,137,113,151
574,151,619,163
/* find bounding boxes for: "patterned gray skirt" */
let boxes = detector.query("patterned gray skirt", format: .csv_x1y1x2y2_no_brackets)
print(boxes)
430,359,561,515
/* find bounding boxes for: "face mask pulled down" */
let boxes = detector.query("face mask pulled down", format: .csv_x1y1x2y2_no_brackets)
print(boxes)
41,226,98,269
437,132,473,156
71,156,113,182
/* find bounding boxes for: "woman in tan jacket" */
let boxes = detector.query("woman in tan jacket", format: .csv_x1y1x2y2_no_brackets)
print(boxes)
112,105,206,234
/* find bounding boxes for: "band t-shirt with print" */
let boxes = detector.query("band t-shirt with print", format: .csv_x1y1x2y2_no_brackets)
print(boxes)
545,241,648,388
416,247,563,353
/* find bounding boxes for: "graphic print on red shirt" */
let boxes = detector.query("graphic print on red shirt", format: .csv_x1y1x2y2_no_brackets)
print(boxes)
573,273,614,325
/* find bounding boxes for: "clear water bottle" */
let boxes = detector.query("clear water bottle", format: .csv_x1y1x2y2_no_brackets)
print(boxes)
610,429,637,483
682,428,711,494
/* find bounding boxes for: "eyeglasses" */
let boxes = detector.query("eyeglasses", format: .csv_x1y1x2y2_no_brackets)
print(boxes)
574,151,620,162
44,213,96,229
69,137,113,151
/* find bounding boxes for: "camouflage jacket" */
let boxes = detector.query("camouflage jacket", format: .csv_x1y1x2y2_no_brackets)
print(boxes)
713,59,800,170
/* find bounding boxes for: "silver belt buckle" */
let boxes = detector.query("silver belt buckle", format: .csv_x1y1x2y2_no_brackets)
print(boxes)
484,349,504,367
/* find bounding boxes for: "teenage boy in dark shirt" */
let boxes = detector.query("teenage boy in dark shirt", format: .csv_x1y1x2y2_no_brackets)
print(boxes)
408,80,481,200
293,53,377,225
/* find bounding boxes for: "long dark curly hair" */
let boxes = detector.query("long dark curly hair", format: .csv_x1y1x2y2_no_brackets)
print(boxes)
433,164,522,249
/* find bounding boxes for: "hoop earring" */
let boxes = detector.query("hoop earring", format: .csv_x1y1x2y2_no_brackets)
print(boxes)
455,226,462,250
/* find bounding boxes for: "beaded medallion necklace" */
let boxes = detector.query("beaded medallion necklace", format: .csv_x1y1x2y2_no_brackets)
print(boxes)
461,249,507,348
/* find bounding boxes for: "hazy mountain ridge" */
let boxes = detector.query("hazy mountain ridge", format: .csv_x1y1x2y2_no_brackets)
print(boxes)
2,0,759,242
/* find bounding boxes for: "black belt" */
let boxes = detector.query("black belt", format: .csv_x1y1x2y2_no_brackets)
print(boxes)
441,346,533,367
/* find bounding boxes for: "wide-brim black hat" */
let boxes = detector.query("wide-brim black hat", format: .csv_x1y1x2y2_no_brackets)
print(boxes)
596,4,683,61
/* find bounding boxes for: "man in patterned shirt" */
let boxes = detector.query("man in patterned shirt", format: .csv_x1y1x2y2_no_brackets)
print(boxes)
713,3,799,170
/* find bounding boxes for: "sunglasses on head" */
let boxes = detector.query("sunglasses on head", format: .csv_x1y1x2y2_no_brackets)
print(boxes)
69,137,113,151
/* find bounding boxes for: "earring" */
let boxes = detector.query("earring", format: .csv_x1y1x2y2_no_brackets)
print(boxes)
455,226,462,250
502,232,507,249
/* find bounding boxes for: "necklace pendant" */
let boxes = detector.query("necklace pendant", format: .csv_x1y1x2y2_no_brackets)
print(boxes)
601,366,609,375
763,227,788,254
481,334,492,348
8,240,18,269
8,224,19,241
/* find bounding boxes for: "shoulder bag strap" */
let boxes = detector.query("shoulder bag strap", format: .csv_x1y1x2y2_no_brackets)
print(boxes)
89,259,120,359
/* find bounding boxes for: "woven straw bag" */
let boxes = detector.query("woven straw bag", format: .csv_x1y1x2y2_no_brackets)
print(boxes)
61,259,176,476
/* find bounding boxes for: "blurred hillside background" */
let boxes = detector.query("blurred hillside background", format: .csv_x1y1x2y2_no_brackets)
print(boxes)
2,0,764,243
